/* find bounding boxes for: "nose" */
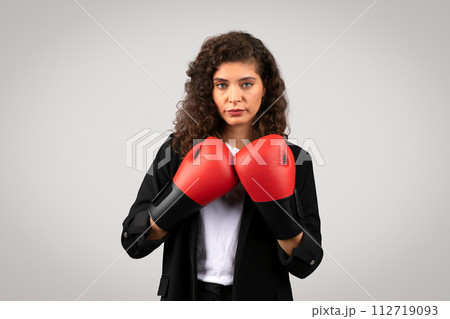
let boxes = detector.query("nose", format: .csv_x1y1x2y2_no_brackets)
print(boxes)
228,84,242,103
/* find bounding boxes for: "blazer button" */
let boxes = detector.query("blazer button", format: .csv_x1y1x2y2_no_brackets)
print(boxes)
123,231,128,238
310,259,315,265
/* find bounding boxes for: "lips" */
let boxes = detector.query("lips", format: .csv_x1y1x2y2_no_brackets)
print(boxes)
227,109,244,116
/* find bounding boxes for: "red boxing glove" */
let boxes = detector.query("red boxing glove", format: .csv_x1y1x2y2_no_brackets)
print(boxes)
149,137,239,231
234,134,302,239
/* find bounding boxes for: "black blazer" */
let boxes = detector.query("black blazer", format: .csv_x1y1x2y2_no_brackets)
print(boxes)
121,134,323,300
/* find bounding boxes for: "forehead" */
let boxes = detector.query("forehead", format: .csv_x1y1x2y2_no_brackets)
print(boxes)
213,62,259,79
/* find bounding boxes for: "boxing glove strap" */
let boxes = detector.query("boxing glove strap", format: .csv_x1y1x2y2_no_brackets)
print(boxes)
149,181,203,232
253,192,303,240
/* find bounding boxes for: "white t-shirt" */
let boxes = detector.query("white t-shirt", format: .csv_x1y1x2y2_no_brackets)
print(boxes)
196,142,246,286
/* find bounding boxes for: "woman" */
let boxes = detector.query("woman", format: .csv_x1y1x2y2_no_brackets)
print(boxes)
121,31,323,301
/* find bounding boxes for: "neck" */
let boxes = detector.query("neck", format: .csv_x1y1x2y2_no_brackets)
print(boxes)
222,124,252,149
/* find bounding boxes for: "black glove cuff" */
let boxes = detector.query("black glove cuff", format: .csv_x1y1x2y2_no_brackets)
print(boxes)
254,192,303,240
149,181,203,232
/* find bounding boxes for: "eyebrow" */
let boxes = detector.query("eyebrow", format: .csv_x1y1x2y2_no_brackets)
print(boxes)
213,76,257,82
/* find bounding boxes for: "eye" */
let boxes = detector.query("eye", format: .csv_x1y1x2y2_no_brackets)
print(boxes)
215,82,253,89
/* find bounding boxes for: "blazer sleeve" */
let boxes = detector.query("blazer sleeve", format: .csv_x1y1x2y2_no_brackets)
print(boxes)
121,135,176,259
277,148,324,279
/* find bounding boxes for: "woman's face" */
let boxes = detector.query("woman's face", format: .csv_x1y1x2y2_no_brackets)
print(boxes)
212,62,266,129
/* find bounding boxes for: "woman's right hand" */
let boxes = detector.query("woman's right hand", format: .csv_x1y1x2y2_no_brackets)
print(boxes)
146,217,168,240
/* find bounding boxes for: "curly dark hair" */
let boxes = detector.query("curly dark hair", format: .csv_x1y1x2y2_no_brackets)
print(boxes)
171,30,290,157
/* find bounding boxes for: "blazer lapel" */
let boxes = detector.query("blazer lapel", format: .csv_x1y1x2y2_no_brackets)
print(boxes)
188,213,199,300
232,193,255,297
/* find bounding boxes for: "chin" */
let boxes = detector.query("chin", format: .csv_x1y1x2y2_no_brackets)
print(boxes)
225,118,247,126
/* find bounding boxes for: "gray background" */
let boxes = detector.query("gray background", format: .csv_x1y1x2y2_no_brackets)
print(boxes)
0,0,449,301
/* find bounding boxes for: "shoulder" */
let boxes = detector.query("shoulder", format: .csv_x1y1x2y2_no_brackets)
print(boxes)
154,133,179,156
152,133,175,157
285,140,316,189
286,140,312,166
147,132,182,177
149,132,182,167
